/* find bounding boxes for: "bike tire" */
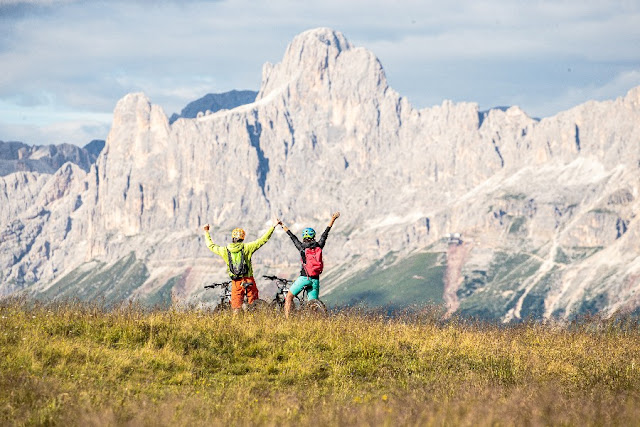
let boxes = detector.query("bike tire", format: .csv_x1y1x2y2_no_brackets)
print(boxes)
302,299,327,316
213,301,232,313
269,299,283,312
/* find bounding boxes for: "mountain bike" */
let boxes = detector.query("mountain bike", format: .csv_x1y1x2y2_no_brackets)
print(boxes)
204,280,268,312
262,275,327,315
204,280,232,313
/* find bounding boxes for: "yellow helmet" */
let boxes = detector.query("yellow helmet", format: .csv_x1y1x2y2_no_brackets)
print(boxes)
231,228,246,240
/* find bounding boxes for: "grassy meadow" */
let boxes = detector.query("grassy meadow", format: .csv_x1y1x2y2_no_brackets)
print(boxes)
2,298,640,426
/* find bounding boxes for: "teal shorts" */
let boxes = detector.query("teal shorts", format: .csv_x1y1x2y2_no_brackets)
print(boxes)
288,276,320,300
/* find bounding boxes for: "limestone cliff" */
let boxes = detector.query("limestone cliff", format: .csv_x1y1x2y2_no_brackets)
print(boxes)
1,28,639,320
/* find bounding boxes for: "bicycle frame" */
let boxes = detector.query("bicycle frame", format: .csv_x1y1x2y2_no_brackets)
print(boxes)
204,279,266,311
263,275,313,305
204,281,232,308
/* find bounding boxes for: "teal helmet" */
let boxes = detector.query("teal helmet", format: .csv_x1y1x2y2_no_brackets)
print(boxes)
302,228,316,239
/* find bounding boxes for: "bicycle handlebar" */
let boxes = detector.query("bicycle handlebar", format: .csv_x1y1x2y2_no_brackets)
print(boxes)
263,275,291,283
204,281,231,289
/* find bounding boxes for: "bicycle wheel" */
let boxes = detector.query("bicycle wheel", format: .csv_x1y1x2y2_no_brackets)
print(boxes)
302,299,327,316
269,299,283,312
213,301,231,314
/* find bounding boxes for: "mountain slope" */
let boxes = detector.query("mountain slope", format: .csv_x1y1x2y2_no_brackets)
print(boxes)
1,28,639,320
168,90,258,124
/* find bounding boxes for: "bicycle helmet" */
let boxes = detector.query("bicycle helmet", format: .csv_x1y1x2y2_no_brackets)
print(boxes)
302,227,316,239
231,228,246,240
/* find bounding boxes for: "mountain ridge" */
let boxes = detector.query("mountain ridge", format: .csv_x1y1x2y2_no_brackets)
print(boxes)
0,139,104,176
1,28,639,320
168,90,258,124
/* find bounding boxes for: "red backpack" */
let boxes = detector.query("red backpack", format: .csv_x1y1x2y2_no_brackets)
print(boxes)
302,247,324,276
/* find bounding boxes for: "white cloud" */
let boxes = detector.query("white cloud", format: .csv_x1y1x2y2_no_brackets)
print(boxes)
0,0,73,5
524,70,640,117
579,70,640,101
0,98,112,144
0,119,111,145
0,0,638,144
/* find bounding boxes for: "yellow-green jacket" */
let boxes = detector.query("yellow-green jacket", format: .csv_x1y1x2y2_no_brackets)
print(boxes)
205,226,275,278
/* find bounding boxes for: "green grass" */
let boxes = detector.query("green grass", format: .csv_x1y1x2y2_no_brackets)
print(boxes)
141,275,179,309
2,299,640,425
555,246,604,264
589,208,616,215
40,252,149,305
322,252,445,309
457,252,542,319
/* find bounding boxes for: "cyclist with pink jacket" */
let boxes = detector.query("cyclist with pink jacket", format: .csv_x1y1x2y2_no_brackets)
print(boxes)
280,212,340,318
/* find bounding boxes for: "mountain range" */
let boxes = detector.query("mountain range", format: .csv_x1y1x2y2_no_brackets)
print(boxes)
1,28,639,321
0,140,103,176
168,90,258,124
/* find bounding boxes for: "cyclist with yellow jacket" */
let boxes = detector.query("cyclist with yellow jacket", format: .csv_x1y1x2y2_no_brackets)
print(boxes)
203,219,280,312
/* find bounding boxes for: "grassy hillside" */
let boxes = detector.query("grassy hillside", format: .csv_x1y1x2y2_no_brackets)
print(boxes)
39,252,149,305
2,299,640,425
456,251,542,319
323,251,445,309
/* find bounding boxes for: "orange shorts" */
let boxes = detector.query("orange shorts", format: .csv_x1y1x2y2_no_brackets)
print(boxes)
230,276,259,309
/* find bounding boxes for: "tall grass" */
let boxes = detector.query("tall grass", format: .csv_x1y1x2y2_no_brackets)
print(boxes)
1,297,640,426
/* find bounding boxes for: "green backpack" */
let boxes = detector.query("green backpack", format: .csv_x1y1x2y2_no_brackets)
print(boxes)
227,247,249,280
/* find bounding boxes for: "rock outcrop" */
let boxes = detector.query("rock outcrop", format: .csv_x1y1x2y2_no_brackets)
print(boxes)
168,90,258,124
1,28,639,320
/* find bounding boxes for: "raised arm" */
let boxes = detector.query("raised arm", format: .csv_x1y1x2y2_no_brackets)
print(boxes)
244,218,281,254
281,221,303,251
318,212,340,248
203,224,225,257
328,211,340,227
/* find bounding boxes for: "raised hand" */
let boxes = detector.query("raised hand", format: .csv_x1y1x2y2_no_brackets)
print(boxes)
203,224,210,231
329,211,340,226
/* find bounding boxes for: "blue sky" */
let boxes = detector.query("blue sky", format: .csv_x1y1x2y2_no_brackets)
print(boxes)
1,0,639,146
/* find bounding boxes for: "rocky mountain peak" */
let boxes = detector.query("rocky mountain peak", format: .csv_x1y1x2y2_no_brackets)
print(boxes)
289,27,352,57
257,27,386,102
106,92,169,159
111,92,154,130
625,86,640,106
